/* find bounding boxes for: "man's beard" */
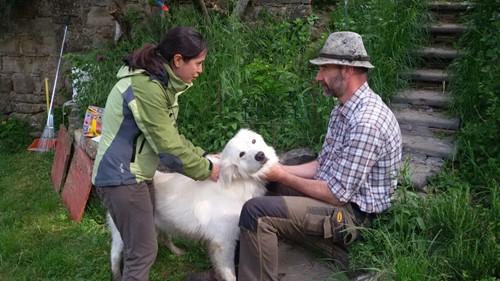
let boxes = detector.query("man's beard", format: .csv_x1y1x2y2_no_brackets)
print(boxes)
321,74,346,98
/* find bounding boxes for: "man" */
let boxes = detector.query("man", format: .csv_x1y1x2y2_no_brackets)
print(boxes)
237,31,402,280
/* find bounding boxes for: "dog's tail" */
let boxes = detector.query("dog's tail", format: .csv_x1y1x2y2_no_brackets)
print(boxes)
107,213,124,281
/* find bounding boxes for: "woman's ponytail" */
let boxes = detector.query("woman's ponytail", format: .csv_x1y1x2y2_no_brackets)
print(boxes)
123,44,165,76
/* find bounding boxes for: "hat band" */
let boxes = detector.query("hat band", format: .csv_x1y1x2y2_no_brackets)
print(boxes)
319,53,371,62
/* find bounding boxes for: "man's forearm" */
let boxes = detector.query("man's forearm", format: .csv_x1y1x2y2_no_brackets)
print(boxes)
282,160,319,179
279,171,344,206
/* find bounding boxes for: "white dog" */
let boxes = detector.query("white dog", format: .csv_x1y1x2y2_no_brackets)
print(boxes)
108,128,278,281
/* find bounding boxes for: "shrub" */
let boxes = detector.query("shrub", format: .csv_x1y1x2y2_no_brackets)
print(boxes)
0,117,33,154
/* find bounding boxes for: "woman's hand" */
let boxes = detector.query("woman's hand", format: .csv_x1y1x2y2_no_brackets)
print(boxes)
209,162,220,182
206,154,221,164
206,154,220,182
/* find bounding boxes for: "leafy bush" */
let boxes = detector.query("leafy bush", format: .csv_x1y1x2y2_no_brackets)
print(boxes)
68,9,333,153
0,117,33,154
66,50,128,115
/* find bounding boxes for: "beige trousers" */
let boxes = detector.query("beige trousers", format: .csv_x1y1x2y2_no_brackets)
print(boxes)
238,185,369,281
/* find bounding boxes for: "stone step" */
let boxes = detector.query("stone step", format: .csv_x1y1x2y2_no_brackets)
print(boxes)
393,107,459,133
416,46,462,68
409,68,450,83
392,89,452,108
428,1,471,13
401,133,455,159
426,23,467,45
427,23,467,34
427,2,472,28
417,46,461,60
405,156,446,190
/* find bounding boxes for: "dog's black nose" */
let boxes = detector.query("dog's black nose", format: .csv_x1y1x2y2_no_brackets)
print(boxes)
255,151,265,162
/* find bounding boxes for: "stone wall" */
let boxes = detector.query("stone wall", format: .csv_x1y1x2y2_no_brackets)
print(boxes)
238,0,312,21
0,0,116,131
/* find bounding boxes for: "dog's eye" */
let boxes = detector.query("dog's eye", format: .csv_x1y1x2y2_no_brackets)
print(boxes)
239,152,245,158
252,139,256,144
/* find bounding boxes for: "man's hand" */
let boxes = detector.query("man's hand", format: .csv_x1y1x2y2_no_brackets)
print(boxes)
264,164,286,182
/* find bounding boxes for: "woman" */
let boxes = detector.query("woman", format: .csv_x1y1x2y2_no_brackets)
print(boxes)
92,26,220,280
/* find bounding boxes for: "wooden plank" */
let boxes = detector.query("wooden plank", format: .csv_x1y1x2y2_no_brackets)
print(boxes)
61,145,94,223
51,124,73,192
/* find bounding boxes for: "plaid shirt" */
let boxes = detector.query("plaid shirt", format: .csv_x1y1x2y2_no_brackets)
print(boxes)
315,82,402,213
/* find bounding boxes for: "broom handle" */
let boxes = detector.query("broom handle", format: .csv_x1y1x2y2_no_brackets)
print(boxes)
47,16,71,125
45,78,49,113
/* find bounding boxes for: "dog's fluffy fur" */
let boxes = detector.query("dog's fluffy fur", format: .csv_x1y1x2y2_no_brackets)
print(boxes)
108,129,278,281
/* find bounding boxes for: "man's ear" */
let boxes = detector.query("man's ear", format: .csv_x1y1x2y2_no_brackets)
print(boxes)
341,65,354,79
341,65,351,74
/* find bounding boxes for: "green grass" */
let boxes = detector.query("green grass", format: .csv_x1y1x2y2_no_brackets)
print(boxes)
0,151,210,280
0,151,108,280
350,180,499,280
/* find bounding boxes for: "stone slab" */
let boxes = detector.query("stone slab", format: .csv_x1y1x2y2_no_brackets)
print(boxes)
61,144,93,222
401,133,454,158
278,242,339,281
51,124,72,192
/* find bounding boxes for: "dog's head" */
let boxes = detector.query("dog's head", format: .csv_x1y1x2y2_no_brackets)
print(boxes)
218,129,278,185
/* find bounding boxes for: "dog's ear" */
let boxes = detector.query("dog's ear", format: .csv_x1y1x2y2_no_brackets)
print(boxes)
219,159,241,187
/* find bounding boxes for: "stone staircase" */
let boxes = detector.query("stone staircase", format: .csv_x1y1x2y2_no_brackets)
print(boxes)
391,1,471,191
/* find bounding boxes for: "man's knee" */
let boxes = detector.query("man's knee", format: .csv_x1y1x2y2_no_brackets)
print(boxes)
239,196,287,232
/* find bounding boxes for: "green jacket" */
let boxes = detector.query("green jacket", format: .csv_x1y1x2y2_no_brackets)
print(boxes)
92,63,211,187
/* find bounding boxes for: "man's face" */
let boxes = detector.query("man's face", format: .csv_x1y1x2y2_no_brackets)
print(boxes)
316,64,346,98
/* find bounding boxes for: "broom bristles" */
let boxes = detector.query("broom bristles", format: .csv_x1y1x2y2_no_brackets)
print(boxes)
34,116,56,152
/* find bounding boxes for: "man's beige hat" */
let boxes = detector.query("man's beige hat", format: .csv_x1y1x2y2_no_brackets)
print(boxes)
310,31,374,69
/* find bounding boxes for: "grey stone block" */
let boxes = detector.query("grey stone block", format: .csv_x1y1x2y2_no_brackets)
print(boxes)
279,148,317,165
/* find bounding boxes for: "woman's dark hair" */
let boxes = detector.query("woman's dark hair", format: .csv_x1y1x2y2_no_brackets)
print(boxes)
124,26,208,76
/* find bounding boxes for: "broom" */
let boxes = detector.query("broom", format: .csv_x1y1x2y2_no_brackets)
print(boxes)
37,16,71,151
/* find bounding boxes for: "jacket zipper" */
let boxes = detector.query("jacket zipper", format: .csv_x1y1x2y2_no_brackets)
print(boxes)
138,138,146,154
131,134,140,163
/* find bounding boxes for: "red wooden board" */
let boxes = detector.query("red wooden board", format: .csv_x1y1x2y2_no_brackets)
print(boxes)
61,145,93,222
51,124,73,192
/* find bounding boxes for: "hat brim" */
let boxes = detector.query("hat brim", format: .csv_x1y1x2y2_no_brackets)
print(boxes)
309,57,374,69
